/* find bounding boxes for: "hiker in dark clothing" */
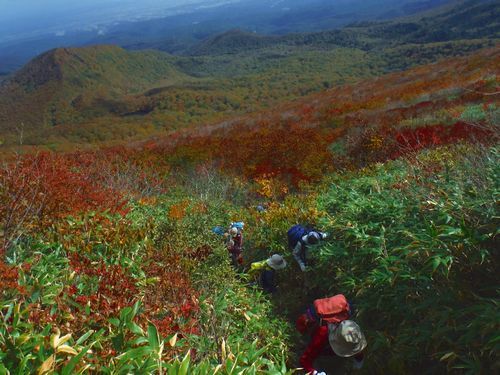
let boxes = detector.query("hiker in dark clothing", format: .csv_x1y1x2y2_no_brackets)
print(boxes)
249,254,287,293
287,225,328,271
296,294,366,374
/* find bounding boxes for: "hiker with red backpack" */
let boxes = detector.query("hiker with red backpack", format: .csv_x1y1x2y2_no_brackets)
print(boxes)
287,225,328,271
296,294,366,374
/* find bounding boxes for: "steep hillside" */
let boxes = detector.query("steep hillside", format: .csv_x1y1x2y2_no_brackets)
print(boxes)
0,2,498,373
248,143,499,374
135,47,499,181
0,54,497,374
0,45,188,141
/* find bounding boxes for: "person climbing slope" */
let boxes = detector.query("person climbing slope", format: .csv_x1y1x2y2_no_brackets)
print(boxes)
287,224,328,271
248,254,287,293
226,222,244,267
296,294,366,374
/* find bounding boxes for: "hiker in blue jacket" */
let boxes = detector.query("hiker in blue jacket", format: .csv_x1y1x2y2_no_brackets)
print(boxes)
287,225,328,271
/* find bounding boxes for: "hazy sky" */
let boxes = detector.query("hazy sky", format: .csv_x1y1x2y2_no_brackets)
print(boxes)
0,0,205,19
0,0,237,42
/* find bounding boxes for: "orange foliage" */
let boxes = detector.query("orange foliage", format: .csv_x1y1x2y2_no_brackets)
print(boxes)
255,174,289,199
0,254,25,297
168,200,190,220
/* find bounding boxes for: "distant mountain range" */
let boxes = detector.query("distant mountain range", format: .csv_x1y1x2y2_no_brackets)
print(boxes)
189,0,499,55
0,0,462,74
0,0,497,148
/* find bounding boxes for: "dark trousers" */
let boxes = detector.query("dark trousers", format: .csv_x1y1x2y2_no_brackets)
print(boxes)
260,269,276,293
230,250,242,267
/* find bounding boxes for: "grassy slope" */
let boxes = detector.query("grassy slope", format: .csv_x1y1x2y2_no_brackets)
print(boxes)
244,143,499,374
1,138,497,373
0,195,292,373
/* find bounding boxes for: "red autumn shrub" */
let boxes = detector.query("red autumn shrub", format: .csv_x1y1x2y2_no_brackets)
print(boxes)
393,121,491,158
142,252,200,337
0,256,24,297
68,253,138,324
0,151,128,248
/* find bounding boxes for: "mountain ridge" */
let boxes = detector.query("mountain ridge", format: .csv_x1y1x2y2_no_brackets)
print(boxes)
0,0,498,147
0,0,461,74
0,45,193,139
187,0,499,56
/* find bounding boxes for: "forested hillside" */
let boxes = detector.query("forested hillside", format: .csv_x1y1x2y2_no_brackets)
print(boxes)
189,0,499,56
0,46,189,143
0,0,497,148
133,47,499,181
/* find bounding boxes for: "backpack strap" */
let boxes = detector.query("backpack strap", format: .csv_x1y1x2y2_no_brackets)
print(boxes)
306,305,318,322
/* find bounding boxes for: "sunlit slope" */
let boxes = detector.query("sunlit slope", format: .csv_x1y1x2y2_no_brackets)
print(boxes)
140,47,498,180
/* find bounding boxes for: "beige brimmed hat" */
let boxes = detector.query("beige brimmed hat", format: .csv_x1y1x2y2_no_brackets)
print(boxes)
328,320,367,357
266,254,287,270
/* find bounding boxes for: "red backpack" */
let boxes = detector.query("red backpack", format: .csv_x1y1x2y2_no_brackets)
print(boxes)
313,294,350,324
